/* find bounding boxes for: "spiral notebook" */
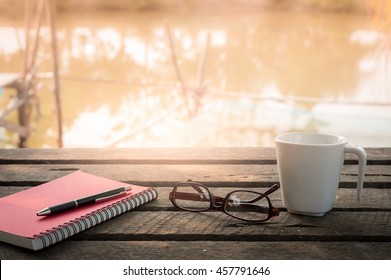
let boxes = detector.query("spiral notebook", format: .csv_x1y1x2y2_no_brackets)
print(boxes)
0,171,158,250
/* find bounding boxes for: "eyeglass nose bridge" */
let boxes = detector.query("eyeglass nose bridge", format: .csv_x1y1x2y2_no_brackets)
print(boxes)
210,195,225,210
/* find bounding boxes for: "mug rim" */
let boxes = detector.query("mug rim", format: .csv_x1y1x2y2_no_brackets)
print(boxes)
275,132,348,146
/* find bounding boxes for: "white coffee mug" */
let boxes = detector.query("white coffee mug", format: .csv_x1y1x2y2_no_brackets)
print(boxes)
275,132,366,216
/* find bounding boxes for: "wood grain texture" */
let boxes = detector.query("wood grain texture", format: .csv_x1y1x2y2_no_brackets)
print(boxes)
0,241,389,260
0,164,389,188
73,211,391,241
0,147,390,164
1,188,390,209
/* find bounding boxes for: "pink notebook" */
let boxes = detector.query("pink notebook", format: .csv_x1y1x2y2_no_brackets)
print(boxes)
0,171,157,250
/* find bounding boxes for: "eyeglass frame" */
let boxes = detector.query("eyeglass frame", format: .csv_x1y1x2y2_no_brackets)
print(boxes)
169,180,280,223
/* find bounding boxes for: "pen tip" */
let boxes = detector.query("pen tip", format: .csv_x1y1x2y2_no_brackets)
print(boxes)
124,186,132,192
36,208,51,216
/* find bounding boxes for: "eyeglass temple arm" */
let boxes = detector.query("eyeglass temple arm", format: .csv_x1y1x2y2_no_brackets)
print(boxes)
169,191,210,202
226,199,271,213
234,184,279,205
216,184,279,205
264,184,279,196
176,181,279,203
212,195,271,215
182,184,226,205
170,185,279,204
225,185,279,214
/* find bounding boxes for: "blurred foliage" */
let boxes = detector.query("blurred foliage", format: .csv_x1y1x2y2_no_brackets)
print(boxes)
0,0,380,17
55,0,369,12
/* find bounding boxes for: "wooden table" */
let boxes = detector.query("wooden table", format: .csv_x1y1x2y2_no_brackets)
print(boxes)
0,147,390,259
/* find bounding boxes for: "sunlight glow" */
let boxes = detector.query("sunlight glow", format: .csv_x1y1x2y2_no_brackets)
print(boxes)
350,29,382,46
71,27,121,60
124,37,147,66
210,30,226,47
0,28,24,56
64,106,120,147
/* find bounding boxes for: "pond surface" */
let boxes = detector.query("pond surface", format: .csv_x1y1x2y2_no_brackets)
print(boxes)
0,7,390,148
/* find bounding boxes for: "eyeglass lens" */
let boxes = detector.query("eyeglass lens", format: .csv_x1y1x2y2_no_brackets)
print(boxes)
225,191,270,222
172,183,211,211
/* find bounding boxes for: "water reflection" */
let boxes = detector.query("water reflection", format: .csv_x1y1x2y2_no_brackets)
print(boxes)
0,8,390,147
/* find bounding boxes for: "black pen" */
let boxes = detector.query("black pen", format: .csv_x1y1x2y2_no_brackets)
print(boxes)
36,186,132,216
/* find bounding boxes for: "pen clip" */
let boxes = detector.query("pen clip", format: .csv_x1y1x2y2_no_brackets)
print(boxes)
95,190,127,203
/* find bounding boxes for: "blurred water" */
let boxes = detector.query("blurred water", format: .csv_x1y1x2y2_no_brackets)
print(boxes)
0,8,390,148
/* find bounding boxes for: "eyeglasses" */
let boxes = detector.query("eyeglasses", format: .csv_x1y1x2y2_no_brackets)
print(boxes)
169,181,280,223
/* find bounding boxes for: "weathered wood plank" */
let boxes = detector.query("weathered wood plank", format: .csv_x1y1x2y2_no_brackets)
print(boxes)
0,148,272,163
0,241,389,260
0,187,389,210
0,164,388,187
63,211,391,241
0,147,389,164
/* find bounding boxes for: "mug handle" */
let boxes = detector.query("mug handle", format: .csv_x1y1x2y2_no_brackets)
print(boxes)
344,144,367,200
